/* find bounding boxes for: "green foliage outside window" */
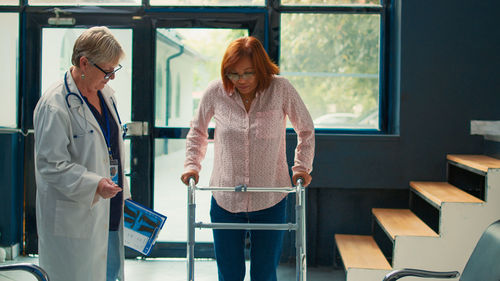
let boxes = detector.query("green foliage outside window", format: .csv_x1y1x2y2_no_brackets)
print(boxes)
176,29,248,96
281,13,380,126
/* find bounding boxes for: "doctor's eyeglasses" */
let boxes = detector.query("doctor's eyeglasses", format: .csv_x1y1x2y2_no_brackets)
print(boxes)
90,60,122,80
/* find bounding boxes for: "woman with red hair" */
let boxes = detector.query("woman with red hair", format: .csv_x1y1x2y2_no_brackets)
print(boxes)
181,36,315,281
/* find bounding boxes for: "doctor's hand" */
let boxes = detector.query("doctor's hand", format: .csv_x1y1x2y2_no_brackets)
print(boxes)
292,172,312,187
181,170,199,186
97,178,122,199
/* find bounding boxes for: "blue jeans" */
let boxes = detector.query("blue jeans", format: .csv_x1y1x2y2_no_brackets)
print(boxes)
210,196,287,281
107,230,120,281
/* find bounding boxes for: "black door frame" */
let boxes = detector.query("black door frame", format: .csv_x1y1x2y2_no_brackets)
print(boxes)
20,5,269,259
146,9,268,258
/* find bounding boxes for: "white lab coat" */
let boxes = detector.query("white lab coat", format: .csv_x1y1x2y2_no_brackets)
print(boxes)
33,69,131,281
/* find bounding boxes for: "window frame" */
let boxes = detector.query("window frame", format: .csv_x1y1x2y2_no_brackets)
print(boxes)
275,0,389,135
9,0,391,135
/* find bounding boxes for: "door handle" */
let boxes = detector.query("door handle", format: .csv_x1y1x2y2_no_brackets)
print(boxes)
124,121,149,137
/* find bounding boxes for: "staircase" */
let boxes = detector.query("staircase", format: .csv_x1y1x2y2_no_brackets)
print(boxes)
335,154,500,281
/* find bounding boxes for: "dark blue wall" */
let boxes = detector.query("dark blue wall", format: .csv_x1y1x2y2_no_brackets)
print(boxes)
485,140,500,158
305,0,500,266
0,133,23,247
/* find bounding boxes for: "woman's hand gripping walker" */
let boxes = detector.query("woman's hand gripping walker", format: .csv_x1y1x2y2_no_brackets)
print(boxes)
185,177,307,281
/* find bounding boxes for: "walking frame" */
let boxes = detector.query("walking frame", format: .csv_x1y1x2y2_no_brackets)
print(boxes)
187,178,307,281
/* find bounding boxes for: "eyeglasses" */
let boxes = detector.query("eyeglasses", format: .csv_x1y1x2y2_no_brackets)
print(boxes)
90,60,122,80
226,72,255,82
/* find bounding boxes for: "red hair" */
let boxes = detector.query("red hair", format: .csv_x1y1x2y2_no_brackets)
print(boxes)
221,36,279,93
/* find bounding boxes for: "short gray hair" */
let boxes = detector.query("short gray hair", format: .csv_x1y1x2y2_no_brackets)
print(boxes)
71,26,124,67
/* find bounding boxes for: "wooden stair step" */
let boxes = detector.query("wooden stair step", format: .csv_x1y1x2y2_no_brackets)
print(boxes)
335,234,392,270
410,181,484,208
447,154,500,173
372,208,439,239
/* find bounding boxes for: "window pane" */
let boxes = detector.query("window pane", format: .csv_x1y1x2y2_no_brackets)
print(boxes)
154,28,247,243
1,1,19,5
280,13,380,130
29,0,140,5
41,27,133,171
150,0,264,6
155,28,247,127
0,13,19,128
154,139,214,242
41,28,132,121
282,0,380,5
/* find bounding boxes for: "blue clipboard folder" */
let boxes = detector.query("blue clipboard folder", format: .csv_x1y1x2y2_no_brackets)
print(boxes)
124,199,167,255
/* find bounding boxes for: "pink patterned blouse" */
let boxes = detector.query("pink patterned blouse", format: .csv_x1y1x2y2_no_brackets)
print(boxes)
184,76,315,213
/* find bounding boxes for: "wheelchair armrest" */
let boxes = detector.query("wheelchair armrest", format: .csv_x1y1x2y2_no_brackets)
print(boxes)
0,263,50,281
383,268,459,281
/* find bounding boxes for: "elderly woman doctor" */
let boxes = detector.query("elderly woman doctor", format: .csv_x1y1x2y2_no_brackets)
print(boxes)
34,26,130,281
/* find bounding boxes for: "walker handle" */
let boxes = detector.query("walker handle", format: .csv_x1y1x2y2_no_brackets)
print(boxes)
188,177,196,188
295,177,304,187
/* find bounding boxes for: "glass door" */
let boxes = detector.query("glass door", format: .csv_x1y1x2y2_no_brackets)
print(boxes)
151,28,249,258
153,28,247,244
22,10,138,254
148,10,267,258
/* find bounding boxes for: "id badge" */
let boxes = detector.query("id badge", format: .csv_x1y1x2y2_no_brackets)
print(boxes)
110,159,119,185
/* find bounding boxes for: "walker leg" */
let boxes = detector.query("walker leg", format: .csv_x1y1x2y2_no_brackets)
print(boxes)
187,181,196,281
295,186,307,281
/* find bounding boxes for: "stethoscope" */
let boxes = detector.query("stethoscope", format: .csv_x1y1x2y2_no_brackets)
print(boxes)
64,72,124,138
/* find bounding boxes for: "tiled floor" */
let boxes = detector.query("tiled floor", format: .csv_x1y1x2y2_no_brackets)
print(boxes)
0,256,345,281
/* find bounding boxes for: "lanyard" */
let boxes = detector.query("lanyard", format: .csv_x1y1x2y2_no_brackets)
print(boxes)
81,91,113,159
99,92,113,159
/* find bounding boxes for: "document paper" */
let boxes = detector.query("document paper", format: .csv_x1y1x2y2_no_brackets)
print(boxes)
124,199,167,255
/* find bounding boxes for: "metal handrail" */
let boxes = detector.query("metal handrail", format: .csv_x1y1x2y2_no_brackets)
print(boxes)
187,178,307,281
0,263,50,281
383,268,459,281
